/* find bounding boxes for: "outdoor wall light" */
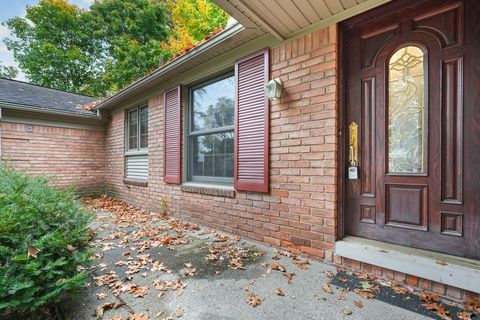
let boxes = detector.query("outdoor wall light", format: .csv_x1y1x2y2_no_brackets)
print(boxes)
265,78,283,100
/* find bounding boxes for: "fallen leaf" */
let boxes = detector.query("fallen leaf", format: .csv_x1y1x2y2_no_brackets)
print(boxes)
338,276,348,283
109,316,122,320
464,299,480,313
325,271,334,278
246,293,262,307
420,292,440,303
66,244,77,251
354,300,363,308
271,264,286,272
95,302,124,319
296,260,310,270
128,314,149,320
275,288,285,296
457,312,473,320
341,308,353,315
272,255,280,260
283,272,295,284
27,245,40,259
392,283,408,295
175,307,185,318
322,282,333,294
96,292,108,300
436,260,447,266
354,288,375,299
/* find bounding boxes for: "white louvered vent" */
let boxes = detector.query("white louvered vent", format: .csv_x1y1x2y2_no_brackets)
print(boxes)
126,155,148,180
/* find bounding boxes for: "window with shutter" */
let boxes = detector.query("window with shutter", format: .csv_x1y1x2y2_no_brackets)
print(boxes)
234,49,270,193
164,86,182,184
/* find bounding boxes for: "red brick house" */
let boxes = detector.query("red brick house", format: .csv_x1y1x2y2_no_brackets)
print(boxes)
2,0,479,302
0,78,106,194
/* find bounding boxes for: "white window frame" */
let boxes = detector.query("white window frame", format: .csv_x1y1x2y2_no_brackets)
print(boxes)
125,105,148,156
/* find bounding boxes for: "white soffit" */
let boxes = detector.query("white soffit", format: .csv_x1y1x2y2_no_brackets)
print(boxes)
213,0,392,40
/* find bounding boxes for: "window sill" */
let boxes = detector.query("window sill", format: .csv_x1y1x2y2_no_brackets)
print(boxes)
123,179,148,187
181,182,235,198
125,150,148,156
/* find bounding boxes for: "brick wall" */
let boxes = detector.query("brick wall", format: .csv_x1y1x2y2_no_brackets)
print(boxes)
0,121,105,195
103,24,477,302
105,25,339,261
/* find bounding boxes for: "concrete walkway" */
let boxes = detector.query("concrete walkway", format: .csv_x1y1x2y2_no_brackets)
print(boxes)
63,198,428,320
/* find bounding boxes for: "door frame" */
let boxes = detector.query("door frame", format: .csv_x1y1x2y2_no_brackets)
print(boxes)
336,0,439,241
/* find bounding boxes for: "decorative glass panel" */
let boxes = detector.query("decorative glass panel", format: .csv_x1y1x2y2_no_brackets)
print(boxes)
388,46,426,173
191,76,235,131
140,106,148,149
191,131,234,178
128,109,138,150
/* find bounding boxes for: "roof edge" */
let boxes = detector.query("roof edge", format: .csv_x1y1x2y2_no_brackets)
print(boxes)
0,101,103,120
95,22,245,110
0,77,96,99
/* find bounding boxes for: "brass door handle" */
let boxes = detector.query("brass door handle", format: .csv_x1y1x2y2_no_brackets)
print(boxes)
349,121,358,166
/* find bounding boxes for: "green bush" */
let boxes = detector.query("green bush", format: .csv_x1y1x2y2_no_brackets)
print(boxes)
0,163,93,315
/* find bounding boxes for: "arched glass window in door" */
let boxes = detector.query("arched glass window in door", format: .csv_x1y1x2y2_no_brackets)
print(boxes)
388,46,426,173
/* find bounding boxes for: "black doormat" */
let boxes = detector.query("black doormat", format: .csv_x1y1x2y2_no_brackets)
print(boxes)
331,271,477,320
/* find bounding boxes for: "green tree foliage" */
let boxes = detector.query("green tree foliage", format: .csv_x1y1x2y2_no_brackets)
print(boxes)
3,0,104,96
3,0,229,97
89,0,170,92
163,0,229,56
0,163,93,315
0,62,18,79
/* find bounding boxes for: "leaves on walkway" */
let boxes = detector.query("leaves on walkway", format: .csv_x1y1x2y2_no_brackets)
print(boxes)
246,293,262,307
95,302,124,319
354,300,364,308
275,288,285,296
322,282,333,294
175,307,185,318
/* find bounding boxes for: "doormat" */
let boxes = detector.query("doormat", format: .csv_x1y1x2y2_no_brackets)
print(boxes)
331,271,477,320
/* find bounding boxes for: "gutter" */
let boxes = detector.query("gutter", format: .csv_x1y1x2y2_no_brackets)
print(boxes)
95,22,245,110
0,101,103,121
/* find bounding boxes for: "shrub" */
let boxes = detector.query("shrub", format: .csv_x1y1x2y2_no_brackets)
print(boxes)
0,163,94,315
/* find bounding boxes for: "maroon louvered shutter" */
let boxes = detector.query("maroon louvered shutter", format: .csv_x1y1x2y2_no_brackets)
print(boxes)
163,86,182,184
234,49,269,193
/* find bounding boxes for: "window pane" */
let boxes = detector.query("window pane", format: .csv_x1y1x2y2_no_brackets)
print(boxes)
192,131,234,179
140,107,148,149
388,46,425,173
192,76,235,131
128,109,138,150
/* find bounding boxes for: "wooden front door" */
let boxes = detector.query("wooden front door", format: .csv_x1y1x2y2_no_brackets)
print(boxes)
344,0,480,259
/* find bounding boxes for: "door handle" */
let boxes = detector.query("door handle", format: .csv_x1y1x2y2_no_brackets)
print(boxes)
349,121,358,166
348,121,359,180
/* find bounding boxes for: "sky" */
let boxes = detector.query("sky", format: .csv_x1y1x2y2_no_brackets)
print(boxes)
0,0,94,81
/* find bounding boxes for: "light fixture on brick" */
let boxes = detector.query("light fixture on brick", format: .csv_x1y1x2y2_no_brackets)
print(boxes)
265,78,282,100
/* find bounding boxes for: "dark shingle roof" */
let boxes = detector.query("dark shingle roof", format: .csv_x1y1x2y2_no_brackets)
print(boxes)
0,78,98,117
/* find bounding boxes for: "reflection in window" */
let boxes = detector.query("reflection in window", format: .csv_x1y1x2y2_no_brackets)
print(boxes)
189,74,235,183
127,106,148,151
192,132,234,178
388,46,425,173
128,109,138,150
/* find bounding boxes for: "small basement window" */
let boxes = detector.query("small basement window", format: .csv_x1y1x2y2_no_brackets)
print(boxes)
187,73,235,185
125,106,148,181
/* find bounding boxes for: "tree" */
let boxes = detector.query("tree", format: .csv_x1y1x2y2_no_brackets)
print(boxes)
3,0,229,97
3,0,104,96
89,0,170,92
0,62,18,79
162,0,229,57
